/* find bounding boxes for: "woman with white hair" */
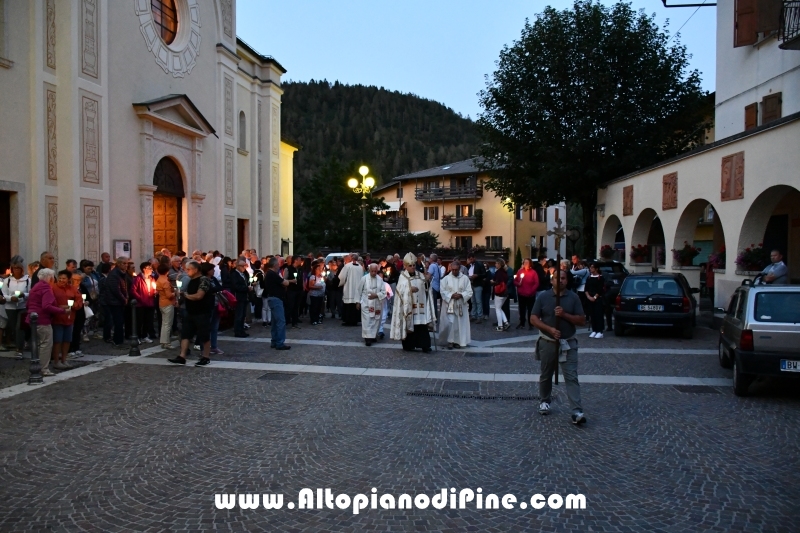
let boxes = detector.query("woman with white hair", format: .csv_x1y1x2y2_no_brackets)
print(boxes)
2,260,31,359
25,268,70,376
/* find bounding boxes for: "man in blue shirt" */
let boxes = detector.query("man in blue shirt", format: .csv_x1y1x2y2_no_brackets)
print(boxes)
761,250,788,285
427,253,442,318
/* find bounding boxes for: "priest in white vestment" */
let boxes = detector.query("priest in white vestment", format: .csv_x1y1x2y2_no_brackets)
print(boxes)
439,260,473,349
391,252,435,353
338,253,364,326
357,264,386,345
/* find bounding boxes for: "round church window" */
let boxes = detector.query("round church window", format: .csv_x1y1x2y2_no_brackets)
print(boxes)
151,0,178,45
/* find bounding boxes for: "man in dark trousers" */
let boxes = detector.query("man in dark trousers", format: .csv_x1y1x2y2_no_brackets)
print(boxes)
104,257,129,347
263,257,291,350
230,258,251,338
466,253,486,323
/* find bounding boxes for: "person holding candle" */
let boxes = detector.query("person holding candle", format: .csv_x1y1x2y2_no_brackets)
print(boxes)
2,260,30,359
338,253,364,327
132,262,157,343
514,258,541,330
307,261,326,326
491,258,511,331
357,263,387,346
231,258,252,337
67,272,88,358
50,270,83,370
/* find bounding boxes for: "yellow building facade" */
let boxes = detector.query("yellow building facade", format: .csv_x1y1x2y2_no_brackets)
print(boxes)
373,159,566,260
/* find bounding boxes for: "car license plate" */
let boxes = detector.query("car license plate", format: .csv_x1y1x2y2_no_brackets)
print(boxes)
780,360,800,372
638,305,664,311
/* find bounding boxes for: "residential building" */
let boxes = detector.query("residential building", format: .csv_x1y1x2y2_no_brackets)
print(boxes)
597,0,800,306
373,158,566,259
0,0,296,266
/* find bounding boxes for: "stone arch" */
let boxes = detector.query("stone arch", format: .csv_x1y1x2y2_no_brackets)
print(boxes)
737,185,800,255
153,156,185,197
600,214,625,261
672,199,725,267
631,208,665,265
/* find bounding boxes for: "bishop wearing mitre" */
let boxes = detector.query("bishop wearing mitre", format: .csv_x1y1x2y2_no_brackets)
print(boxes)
357,263,386,346
391,252,435,353
439,260,473,349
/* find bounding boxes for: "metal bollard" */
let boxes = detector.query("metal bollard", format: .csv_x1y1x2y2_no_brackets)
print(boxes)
28,313,43,385
128,299,140,357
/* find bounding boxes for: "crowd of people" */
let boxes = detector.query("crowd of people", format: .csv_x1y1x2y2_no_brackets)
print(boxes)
0,247,602,424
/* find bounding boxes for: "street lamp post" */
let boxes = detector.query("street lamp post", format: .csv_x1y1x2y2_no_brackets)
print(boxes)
347,165,376,254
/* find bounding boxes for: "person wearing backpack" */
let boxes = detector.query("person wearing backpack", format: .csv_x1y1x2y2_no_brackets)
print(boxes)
491,258,510,331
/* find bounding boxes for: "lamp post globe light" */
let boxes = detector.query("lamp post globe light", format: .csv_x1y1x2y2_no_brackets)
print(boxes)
348,165,376,253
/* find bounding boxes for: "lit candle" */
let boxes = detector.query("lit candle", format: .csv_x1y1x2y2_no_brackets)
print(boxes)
176,280,182,289
294,272,298,278
0,281,3,289
14,290,20,297
67,299,75,308
521,273,525,279
82,294,87,301
513,275,517,279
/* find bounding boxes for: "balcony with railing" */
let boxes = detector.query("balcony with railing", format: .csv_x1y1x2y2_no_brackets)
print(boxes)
380,217,408,232
414,183,483,201
781,1,800,49
441,214,483,231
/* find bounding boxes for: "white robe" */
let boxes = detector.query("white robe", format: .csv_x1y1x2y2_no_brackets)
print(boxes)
439,273,473,347
338,261,364,304
390,270,435,341
358,274,386,339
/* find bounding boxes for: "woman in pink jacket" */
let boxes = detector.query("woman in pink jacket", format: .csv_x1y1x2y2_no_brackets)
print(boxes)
25,268,70,377
513,258,540,330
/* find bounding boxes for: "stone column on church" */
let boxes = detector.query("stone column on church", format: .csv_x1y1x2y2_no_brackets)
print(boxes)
138,185,157,262
190,193,205,251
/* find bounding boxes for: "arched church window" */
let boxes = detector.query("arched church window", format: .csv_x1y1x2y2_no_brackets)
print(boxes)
151,0,178,45
239,111,247,151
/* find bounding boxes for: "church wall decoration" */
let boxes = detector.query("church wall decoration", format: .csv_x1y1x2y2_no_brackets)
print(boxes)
81,94,101,185
224,146,234,206
81,0,99,79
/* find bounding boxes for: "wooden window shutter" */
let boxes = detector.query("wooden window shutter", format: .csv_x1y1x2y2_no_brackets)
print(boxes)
434,206,439,220
744,103,758,130
721,152,745,201
761,93,782,124
735,0,758,47
424,208,428,221
756,0,782,34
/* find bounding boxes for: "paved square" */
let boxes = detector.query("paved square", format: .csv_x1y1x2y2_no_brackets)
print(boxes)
1,316,798,532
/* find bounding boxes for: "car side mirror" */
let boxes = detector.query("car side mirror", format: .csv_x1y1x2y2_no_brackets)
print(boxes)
690,287,700,294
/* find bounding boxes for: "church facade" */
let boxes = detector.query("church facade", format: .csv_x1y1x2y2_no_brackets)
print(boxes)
0,0,295,267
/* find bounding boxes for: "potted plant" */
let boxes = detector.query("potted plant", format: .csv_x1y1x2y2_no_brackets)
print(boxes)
735,243,769,271
671,241,701,267
630,244,649,263
599,244,615,259
708,246,726,270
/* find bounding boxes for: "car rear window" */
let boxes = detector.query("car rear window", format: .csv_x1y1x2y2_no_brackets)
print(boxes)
621,278,683,297
753,292,800,323
598,264,625,275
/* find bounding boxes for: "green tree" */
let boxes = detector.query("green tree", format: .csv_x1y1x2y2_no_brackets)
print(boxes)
477,1,709,258
515,247,523,271
297,159,387,252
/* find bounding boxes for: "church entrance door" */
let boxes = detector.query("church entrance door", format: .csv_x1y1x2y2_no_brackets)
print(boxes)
152,157,185,256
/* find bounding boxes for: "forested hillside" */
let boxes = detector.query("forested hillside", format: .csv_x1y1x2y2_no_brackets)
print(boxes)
282,80,480,188
281,80,481,252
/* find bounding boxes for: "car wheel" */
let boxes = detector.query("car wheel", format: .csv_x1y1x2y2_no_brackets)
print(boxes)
718,341,732,369
681,324,693,340
733,358,753,397
614,321,625,337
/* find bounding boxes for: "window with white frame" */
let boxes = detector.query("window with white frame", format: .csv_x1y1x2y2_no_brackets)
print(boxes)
486,236,503,250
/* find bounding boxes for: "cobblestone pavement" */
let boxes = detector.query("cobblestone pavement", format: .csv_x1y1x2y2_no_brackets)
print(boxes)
0,311,798,532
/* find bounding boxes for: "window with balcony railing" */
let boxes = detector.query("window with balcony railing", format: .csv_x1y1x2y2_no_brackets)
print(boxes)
780,0,800,49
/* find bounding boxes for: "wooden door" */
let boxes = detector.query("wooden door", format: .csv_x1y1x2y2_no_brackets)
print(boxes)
153,193,180,256
0,192,10,265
